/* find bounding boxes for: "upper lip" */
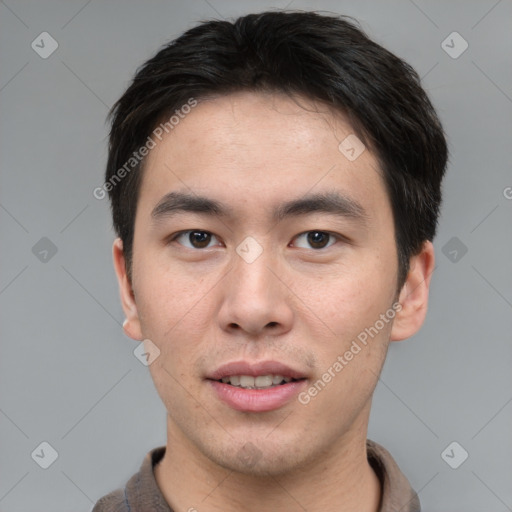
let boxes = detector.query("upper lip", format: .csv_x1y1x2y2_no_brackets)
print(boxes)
207,361,308,381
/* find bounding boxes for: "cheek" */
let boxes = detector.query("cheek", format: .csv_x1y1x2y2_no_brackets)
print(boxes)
135,248,209,324
309,259,395,396
136,268,216,411
298,257,395,345
130,242,216,410
302,274,392,418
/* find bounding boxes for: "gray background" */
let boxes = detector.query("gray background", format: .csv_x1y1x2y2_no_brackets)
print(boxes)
1,0,511,510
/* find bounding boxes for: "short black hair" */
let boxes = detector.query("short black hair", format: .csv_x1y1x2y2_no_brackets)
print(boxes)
104,10,448,288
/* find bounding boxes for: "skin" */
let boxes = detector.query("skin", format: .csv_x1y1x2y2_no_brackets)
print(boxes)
113,91,435,512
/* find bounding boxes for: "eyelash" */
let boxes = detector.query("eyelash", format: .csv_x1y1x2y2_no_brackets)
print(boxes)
167,230,346,250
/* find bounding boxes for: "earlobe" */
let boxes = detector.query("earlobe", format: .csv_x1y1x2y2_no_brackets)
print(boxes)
112,238,143,341
390,241,435,342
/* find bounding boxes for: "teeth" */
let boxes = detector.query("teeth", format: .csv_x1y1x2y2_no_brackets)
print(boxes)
272,374,284,384
220,374,294,389
239,375,255,388
255,375,273,388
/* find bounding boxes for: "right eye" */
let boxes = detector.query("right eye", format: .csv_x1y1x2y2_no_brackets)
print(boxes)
169,230,222,249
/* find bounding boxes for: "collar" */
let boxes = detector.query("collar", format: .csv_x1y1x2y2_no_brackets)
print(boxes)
106,440,420,511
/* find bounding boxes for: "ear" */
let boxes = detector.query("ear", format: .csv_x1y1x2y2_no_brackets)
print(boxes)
390,241,435,342
112,238,143,341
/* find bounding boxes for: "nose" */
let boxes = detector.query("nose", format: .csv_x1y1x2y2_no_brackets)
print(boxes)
217,246,294,337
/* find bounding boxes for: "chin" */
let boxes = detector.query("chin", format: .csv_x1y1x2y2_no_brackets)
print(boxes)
220,454,299,478
204,437,313,478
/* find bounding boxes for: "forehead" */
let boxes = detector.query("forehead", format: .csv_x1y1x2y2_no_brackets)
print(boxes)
146,91,362,167
138,91,388,222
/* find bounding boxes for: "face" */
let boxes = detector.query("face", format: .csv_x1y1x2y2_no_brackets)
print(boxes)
114,91,431,476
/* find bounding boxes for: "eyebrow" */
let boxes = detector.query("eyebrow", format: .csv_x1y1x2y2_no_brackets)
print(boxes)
151,192,233,221
274,191,367,223
150,191,368,225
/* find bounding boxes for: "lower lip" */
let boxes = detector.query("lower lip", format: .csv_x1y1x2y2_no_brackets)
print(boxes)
208,379,307,412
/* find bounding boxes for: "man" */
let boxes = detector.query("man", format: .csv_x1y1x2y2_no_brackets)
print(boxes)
93,10,447,512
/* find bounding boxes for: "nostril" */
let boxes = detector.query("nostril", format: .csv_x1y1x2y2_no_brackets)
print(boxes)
267,322,278,328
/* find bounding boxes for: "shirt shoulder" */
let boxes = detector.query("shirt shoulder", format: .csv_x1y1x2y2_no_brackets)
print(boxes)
367,439,421,512
91,446,171,512
91,488,127,512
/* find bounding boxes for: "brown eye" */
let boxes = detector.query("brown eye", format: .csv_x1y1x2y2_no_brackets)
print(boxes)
307,231,330,249
188,231,211,248
172,230,219,249
293,231,337,249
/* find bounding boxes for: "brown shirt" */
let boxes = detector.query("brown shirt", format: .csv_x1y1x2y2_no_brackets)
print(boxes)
92,439,420,511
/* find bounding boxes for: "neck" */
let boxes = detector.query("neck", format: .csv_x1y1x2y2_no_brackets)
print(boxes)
155,414,381,512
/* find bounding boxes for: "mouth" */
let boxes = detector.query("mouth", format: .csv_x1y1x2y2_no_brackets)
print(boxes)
206,361,308,412
215,374,301,389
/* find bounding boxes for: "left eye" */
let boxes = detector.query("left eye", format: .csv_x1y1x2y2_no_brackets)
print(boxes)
293,231,338,249
172,230,221,249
